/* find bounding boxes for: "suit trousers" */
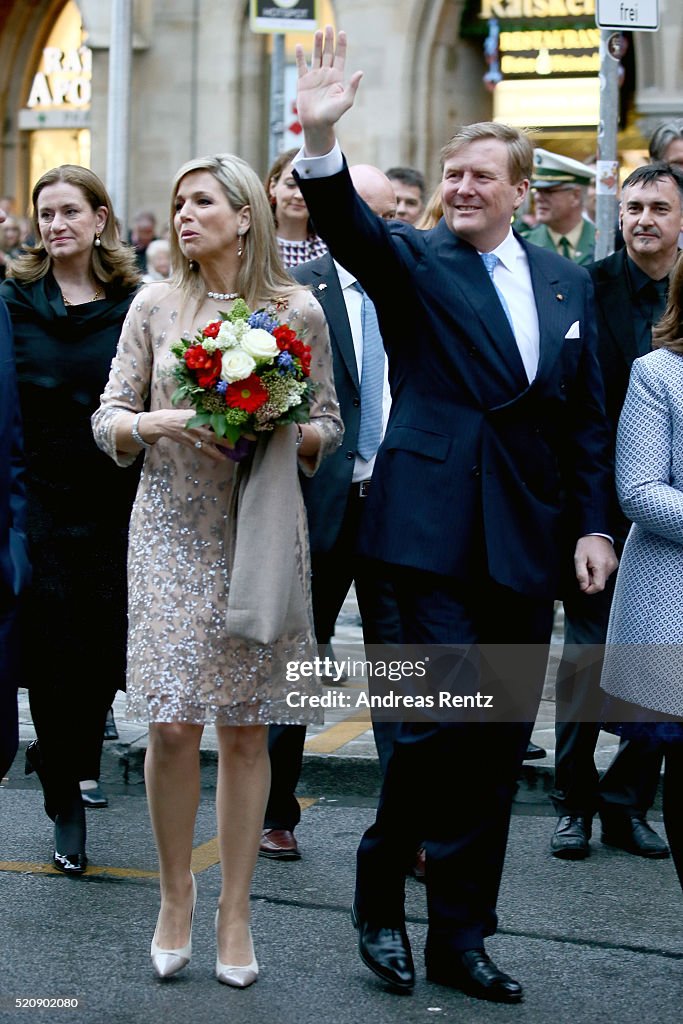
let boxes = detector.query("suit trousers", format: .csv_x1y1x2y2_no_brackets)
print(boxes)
265,485,403,830
355,566,554,952
553,574,663,820
0,611,19,778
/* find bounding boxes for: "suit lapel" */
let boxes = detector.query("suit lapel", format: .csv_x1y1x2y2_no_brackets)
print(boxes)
434,228,528,390
523,243,575,383
308,258,360,390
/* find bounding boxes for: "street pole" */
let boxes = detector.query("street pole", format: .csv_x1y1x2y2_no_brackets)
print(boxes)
594,30,620,261
106,0,133,234
268,33,285,168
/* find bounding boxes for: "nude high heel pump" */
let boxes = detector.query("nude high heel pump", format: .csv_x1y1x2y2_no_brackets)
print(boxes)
151,874,197,979
215,910,259,988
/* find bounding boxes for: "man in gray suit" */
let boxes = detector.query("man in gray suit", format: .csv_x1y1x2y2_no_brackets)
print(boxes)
261,165,402,860
551,163,683,859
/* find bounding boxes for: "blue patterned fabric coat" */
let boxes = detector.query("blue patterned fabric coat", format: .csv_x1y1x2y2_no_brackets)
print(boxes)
602,348,683,722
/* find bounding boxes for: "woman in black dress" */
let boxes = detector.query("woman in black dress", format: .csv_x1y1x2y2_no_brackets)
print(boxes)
0,165,140,873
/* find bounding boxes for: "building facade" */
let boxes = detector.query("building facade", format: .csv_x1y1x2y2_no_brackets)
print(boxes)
0,0,681,231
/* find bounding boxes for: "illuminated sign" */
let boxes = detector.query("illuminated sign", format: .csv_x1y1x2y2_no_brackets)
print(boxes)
26,46,92,108
480,0,595,16
500,27,600,76
494,77,599,126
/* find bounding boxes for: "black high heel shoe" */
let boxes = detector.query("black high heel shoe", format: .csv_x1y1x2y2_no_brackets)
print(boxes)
25,740,57,821
25,742,88,874
53,849,88,875
53,801,88,875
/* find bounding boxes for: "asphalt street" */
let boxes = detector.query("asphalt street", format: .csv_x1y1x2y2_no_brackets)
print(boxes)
1,760,681,1024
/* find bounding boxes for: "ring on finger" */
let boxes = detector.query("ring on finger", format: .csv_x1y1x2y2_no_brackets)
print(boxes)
195,440,203,449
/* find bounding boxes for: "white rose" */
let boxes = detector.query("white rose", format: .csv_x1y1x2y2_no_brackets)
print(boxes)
216,322,240,350
240,327,279,362
221,348,256,382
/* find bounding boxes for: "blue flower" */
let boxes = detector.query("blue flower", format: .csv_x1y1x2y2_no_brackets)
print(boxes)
215,381,228,395
276,351,295,375
248,311,279,333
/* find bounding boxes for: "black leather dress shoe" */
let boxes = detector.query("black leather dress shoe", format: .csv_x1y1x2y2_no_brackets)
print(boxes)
601,815,670,858
523,741,547,760
351,904,414,991
550,815,591,859
53,851,88,875
426,949,523,1003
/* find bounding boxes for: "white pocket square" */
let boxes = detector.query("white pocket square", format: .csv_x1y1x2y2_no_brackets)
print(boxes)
564,321,581,339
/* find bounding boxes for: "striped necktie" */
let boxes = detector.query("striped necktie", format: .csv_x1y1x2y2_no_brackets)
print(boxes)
480,252,515,335
353,282,385,461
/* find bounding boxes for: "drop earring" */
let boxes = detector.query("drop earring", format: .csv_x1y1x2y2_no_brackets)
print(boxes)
237,233,244,259
94,232,101,247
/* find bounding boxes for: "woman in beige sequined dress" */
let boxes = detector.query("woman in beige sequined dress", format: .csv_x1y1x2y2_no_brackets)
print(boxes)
92,154,341,987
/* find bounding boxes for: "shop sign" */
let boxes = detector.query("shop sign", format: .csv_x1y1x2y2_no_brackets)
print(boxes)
499,26,600,76
26,46,92,109
480,0,595,16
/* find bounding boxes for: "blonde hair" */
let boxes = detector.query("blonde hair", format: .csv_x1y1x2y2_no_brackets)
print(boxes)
169,153,296,309
415,183,443,230
440,122,534,185
9,164,140,288
653,251,683,354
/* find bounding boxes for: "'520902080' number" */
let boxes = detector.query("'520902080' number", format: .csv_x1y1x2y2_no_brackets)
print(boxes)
15,998,79,1009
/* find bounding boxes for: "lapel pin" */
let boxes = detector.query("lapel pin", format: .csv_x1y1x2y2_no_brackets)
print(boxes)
556,293,564,301
317,283,327,291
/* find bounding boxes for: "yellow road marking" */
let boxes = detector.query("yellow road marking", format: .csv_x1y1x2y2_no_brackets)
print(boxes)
0,860,158,878
0,798,320,878
304,717,371,754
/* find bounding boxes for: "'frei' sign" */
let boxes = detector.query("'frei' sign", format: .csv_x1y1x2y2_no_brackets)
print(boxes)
250,0,318,33
595,0,659,31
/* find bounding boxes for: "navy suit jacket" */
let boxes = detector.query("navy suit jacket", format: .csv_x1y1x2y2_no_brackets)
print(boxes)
292,253,362,554
0,298,29,617
298,164,612,599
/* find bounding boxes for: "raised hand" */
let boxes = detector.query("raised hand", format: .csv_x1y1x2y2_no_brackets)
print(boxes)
295,26,363,155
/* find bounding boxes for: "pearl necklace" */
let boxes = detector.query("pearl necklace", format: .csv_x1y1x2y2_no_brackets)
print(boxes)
207,290,239,301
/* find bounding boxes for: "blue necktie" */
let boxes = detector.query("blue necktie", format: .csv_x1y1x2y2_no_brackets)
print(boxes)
480,252,515,335
353,282,385,461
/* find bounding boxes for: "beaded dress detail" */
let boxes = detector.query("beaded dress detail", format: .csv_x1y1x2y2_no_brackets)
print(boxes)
92,282,342,725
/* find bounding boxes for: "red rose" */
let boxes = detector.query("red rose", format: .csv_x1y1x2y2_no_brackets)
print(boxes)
184,345,222,388
225,373,269,413
203,321,222,339
274,325,298,350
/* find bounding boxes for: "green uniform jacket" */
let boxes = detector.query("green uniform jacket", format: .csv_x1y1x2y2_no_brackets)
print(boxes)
526,219,596,266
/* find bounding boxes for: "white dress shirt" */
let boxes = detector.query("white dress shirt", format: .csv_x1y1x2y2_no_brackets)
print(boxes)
481,230,540,384
334,260,391,483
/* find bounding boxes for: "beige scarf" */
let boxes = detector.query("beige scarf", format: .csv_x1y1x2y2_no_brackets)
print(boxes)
224,423,312,645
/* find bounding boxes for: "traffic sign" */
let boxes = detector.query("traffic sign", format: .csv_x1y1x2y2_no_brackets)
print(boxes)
250,1,318,34
596,0,659,32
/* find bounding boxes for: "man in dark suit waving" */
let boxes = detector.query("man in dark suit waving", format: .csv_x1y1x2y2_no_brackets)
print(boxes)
293,28,617,1002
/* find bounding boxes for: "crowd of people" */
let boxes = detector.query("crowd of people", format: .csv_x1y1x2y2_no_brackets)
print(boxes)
0,24,682,1004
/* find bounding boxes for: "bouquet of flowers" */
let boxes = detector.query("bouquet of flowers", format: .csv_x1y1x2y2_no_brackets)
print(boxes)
170,298,314,461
